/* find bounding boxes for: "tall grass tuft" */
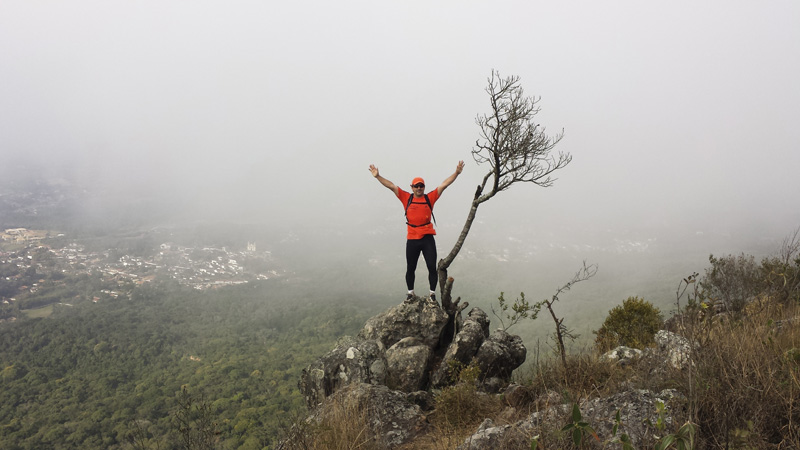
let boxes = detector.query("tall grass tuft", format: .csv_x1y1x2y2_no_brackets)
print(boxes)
679,297,800,448
279,385,378,450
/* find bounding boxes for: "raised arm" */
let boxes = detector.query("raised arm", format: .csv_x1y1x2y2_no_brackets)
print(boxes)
369,164,400,197
436,160,465,196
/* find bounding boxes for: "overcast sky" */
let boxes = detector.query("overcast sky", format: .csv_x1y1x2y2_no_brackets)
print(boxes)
2,1,799,244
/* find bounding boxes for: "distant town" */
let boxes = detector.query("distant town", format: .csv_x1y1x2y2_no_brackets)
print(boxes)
1,227,284,319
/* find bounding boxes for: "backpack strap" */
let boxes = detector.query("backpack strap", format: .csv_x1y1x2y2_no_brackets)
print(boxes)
405,193,436,227
424,194,437,226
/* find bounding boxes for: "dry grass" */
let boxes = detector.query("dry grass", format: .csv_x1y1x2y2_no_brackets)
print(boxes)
677,298,800,448
397,426,470,450
429,383,503,431
279,388,378,450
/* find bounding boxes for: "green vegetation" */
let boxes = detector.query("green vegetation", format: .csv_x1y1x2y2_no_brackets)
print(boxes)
593,296,663,352
559,404,600,448
700,248,800,312
491,291,535,331
0,279,381,449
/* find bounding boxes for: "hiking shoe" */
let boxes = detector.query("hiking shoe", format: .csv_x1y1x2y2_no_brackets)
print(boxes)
405,293,414,303
429,293,437,303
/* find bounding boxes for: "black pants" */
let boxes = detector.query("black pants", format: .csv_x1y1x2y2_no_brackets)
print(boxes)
406,234,437,292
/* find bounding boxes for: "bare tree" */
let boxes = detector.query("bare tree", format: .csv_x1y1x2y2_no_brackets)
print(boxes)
437,70,572,313
540,262,597,371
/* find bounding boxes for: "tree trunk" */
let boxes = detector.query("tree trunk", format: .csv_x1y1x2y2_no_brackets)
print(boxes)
437,199,481,313
544,299,568,371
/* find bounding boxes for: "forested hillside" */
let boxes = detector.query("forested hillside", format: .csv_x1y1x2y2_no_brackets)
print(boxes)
0,279,383,449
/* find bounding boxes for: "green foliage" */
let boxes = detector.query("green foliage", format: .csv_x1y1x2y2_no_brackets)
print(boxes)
594,296,663,353
688,236,800,316
173,386,219,450
490,292,542,331
646,400,698,449
700,253,763,313
560,403,599,448
654,421,697,450
0,279,379,449
491,291,540,331
607,409,634,450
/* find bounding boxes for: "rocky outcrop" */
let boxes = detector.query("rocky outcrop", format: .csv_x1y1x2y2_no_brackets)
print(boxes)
298,337,387,408
299,296,527,409
455,331,695,449
289,295,528,449
458,389,685,450
291,292,708,450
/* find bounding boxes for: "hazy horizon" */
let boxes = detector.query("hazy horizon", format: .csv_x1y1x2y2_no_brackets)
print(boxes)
3,1,799,258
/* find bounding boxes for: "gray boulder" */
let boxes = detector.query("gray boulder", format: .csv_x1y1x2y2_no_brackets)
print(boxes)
360,295,449,348
579,388,685,448
405,390,435,411
299,337,386,408
458,419,519,450
653,330,692,370
602,346,643,366
385,337,432,392
600,331,693,372
474,329,526,379
432,308,490,386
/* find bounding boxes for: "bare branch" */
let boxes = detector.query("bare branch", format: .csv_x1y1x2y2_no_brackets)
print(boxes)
438,70,571,315
540,261,598,371
779,226,800,265
471,70,570,198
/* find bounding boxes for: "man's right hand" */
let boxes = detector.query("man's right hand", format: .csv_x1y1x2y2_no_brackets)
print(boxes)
369,164,399,196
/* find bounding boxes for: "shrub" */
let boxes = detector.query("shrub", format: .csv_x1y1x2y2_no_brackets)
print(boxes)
760,230,800,305
679,299,800,447
700,253,763,313
594,297,663,353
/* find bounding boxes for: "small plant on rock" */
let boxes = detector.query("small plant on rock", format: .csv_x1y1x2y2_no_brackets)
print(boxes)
560,403,599,448
492,291,540,331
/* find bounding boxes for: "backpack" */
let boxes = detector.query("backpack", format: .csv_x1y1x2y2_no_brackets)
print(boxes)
405,194,436,228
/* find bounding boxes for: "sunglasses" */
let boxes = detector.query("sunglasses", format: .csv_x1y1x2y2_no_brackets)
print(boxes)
412,183,425,189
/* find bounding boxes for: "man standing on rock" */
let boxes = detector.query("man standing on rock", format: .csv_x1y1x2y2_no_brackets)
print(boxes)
369,161,465,304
